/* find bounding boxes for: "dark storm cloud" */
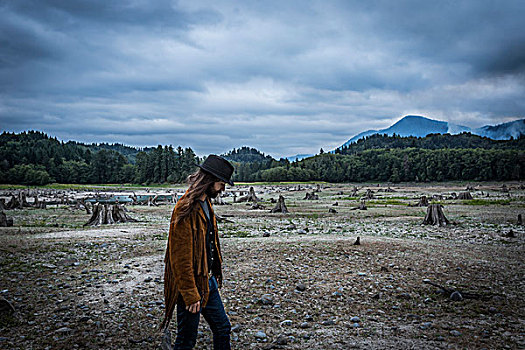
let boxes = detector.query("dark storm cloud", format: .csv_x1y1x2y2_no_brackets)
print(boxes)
1,0,524,157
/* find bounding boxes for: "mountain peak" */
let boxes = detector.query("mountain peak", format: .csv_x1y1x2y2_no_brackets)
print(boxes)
340,115,523,148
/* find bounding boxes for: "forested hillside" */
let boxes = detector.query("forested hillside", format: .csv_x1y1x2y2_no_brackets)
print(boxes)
0,131,523,185
0,131,199,185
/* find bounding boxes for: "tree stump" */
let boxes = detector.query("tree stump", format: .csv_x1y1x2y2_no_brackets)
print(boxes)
410,196,429,207
303,192,319,200
270,195,288,213
423,204,450,226
6,195,21,210
365,189,374,199
458,192,473,200
0,212,14,227
237,187,259,203
84,203,137,226
314,184,322,193
351,186,358,197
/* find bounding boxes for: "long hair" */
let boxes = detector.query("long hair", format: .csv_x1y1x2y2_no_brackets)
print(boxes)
175,169,218,224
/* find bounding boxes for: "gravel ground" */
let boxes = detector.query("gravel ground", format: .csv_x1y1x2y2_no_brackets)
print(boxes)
0,182,524,349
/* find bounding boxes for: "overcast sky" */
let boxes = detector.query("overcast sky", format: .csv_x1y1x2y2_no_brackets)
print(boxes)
1,0,524,158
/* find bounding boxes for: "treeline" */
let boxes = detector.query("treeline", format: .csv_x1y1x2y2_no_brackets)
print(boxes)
1,131,523,185
251,149,523,182
337,132,525,154
0,131,198,185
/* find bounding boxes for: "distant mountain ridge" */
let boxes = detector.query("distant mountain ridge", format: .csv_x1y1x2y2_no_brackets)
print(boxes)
341,115,525,148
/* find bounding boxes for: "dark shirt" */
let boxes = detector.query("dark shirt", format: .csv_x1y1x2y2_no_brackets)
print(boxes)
199,199,216,274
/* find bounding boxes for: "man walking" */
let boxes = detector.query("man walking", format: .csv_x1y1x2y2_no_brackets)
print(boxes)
161,155,234,349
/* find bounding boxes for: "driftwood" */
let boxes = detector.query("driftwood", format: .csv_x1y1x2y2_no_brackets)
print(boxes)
350,200,367,210
84,203,137,226
249,203,266,210
270,195,288,213
466,185,474,191
215,214,234,223
0,212,14,227
457,192,473,200
303,192,319,200
410,196,429,207
237,187,259,203
423,204,450,226
423,279,484,300
384,187,396,192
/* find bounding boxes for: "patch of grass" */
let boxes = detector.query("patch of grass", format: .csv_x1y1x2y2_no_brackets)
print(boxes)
461,199,512,206
369,199,407,206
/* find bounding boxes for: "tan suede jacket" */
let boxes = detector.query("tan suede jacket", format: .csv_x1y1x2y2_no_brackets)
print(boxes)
161,196,223,329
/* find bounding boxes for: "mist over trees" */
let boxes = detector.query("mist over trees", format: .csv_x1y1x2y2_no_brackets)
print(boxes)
0,131,523,185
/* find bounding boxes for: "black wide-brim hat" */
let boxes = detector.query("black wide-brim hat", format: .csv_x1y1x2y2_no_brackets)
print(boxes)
197,154,235,186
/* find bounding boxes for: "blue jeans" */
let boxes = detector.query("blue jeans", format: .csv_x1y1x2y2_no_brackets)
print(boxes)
174,276,231,349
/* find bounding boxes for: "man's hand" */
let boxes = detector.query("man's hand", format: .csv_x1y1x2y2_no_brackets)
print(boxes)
186,301,201,313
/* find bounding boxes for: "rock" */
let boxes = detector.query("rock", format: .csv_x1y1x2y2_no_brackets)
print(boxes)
321,319,335,326
450,330,461,336
350,316,360,323
260,294,274,305
280,320,292,327
263,232,270,237
297,229,307,235
55,327,73,334
300,322,310,329
351,323,360,328
450,291,463,301
296,283,306,292
144,277,153,283
0,297,15,316
254,331,267,340
275,334,288,345
231,324,241,332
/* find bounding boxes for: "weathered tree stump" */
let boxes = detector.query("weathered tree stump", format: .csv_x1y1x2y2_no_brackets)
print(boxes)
410,196,429,207
365,189,374,199
84,203,137,226
458,192,473,200
313,184,322,193
6,195,21,210
0,212,14,227
466,185,474,191
423,204,450,226
270,195,288,213
351,186,358,197
212,195,230,205
237,187,259,203
303,192,319,200
353,237,361,245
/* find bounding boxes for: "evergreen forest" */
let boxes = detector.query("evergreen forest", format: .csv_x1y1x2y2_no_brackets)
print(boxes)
0,131,523,185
